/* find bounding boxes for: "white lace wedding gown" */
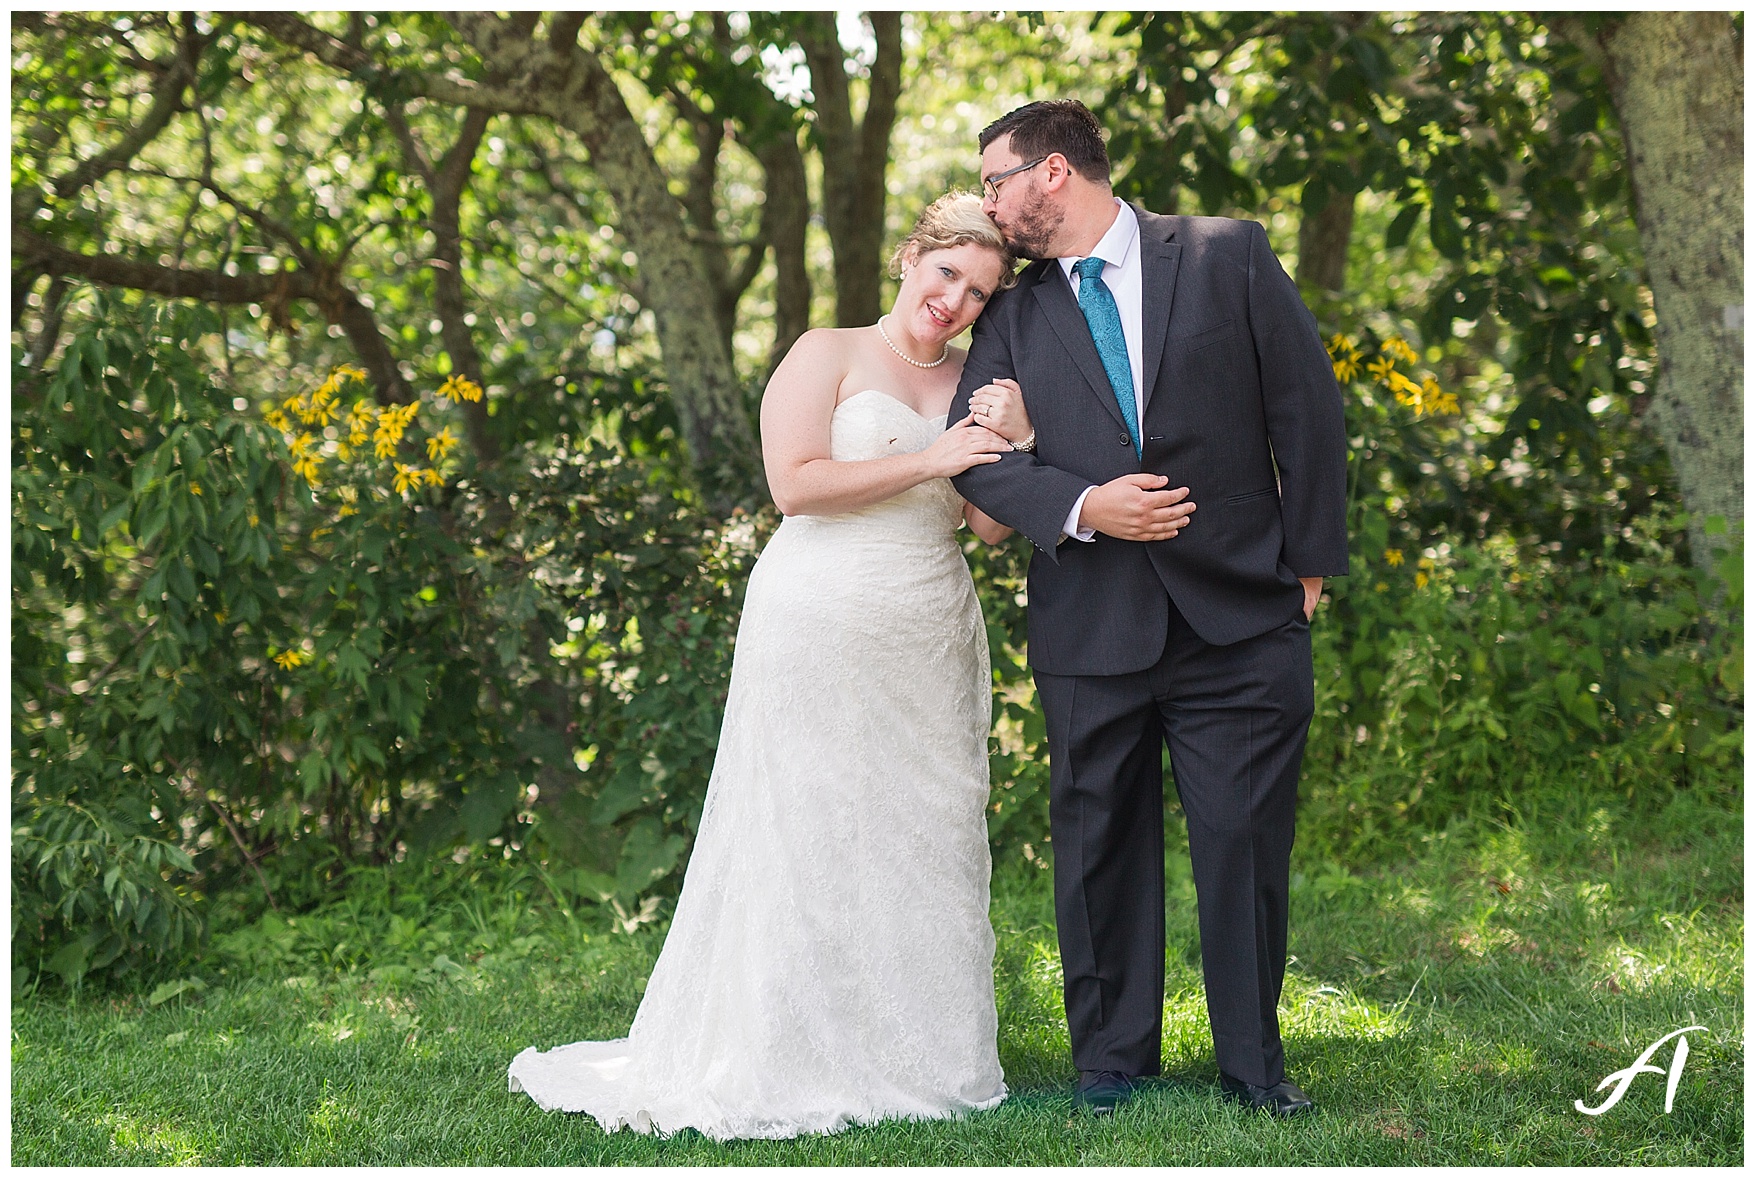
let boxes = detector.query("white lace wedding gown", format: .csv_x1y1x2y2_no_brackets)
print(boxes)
508,390,1006,1140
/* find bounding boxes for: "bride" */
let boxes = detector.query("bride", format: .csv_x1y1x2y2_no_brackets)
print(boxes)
508,193,1036,1140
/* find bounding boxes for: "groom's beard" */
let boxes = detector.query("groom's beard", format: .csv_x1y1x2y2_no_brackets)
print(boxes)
998,187,1064,261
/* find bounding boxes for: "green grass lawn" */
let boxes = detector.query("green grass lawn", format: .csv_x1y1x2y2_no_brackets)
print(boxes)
12,788,1741,1165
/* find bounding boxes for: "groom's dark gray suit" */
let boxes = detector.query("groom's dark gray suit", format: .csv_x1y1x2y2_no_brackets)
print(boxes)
951,206,1348,1088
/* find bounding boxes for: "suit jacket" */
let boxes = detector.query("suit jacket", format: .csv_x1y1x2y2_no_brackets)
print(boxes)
951,207,1349,675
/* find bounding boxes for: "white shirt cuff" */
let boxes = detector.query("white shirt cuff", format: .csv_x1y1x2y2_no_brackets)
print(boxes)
1059,486,1097,543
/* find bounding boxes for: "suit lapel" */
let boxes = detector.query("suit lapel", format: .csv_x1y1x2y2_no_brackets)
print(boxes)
1031,263,1129,432
1136,208,1182,404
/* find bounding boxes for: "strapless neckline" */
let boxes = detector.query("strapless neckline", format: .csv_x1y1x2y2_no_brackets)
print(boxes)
836,388,948,424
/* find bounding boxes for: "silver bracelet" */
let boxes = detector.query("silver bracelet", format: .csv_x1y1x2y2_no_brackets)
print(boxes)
1010,429,1037,453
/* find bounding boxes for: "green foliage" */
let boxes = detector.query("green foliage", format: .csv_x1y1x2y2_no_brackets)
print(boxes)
11,294,776,988
1305,526,1742,859
12,801,200,993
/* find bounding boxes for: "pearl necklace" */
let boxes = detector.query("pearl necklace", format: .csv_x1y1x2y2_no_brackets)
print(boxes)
877,315,948,368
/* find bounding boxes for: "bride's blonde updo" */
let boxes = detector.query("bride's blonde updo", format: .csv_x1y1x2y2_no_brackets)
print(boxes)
888,192,1019,291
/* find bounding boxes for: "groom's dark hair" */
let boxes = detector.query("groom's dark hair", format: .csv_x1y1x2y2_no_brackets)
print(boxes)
979,100,1111,185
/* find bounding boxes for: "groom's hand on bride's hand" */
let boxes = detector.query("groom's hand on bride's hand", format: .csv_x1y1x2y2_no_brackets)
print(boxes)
1082,474,1195,542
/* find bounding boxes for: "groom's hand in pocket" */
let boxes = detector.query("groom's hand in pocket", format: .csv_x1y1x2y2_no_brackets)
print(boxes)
1081,474,1196,542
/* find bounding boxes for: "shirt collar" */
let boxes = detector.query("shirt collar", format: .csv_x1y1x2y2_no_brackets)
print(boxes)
1059,199,1138,280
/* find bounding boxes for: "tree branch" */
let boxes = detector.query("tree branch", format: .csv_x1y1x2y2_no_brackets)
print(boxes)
14,225,414,406
14,224,315,304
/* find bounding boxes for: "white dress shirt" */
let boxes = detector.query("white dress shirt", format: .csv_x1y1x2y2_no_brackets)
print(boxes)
1059,199,1144,543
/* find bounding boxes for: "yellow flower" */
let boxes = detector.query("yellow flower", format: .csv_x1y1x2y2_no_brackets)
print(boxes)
1382,336,1419,365
338,504,358,517
336,443,353,462
1421,377,1459,416
289,432,317,459
1415,571,1429,589
392,463,419,494
1384,548,1404,567
1332,356,1361,383
373,403,417,459
1366,355,1397,382
1326,333,1360,360
272,648,308,669
426,425,459,462
346,400,376,446
335,364,369,384
265,408,291,432
421,467,444,488
292,455,322,483
1388,370,1422,407
188,481,202,496
437,375,485,404
294,392,330,425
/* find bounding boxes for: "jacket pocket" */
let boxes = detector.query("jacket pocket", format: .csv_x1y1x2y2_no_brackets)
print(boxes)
1174,318,1236,353
1224,486,1278,506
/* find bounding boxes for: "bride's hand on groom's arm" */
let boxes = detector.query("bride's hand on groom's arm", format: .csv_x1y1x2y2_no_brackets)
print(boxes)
920,413,1013,479
967,379,1033,446
1080,474,1196,542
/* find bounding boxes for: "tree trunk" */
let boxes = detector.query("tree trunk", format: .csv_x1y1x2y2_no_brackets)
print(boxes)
801,12,902,327
469,16,766,506
1595,13,1744,572
1296,186,1354,301
755,131,812,378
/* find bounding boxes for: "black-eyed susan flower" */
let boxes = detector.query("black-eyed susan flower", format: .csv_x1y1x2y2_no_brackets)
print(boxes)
438,375,484,404
1382,336,1419,365
426,425,459,462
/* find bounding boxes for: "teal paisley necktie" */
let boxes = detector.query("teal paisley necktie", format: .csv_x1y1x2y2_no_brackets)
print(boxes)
1073,255,1139,458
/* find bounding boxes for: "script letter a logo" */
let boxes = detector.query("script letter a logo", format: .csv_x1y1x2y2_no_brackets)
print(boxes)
1575,1026,1706,1116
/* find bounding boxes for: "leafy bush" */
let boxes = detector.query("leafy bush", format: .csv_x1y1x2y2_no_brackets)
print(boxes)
11,297,768,986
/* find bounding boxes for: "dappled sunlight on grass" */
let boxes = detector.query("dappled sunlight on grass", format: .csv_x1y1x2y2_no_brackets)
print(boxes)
12,791,1741,1165
98,1111,206,1165
1282,974,1410,1043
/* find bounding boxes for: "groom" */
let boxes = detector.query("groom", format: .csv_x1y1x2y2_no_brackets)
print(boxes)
951,100,1348,1117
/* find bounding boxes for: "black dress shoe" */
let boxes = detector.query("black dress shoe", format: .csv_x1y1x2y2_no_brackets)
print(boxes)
1075,1070,1136,1115
1219,1072,1316,1117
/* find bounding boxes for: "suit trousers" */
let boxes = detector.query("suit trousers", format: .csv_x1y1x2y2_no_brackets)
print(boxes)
1033,596,1313,1088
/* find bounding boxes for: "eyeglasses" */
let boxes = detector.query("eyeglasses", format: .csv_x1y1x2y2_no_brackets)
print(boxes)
982,156,1047,202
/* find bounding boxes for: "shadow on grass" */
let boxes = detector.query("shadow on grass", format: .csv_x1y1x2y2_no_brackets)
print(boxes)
11,789,1742,1165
